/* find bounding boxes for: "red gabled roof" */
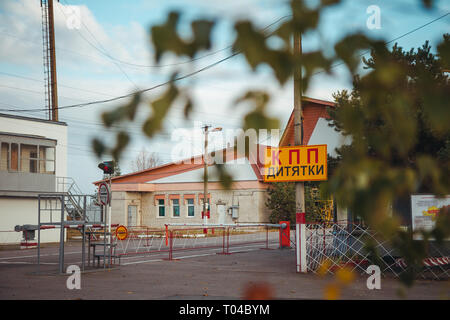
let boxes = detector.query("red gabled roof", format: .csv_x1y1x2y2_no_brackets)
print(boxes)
93,144,269,185
279,97,335,147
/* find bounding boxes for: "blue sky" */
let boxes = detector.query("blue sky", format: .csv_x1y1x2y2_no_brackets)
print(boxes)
0,0,449,193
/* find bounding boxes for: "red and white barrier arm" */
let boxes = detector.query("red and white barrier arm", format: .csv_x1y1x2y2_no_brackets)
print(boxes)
396,256,450,268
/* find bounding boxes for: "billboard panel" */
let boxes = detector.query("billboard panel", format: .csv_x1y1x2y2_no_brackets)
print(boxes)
411,194,450,239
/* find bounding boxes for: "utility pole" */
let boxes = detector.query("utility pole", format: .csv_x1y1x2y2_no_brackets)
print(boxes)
294,30,306,255
202,125,222,226
41,0,59,121
202,125,210,227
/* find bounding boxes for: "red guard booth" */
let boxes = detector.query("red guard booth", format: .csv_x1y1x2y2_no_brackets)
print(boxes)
279,221,291,248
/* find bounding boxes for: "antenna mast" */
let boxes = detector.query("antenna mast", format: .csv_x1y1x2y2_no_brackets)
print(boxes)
40,0,59,121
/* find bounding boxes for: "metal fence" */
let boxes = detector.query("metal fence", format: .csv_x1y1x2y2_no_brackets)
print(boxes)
112,224,284,261
304,222,450,280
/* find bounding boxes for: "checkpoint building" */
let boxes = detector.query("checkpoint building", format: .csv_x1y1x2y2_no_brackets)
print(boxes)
0,113,68,245
94,145,271,228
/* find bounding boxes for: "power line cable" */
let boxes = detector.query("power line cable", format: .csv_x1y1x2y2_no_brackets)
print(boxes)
0,12,291,113
312,11,450,76
0,52,240,113
56,2,140,91
60,0,292,68
1,12,447,114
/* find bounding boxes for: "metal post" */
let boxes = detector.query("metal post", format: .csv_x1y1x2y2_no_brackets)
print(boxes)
168,231,173,260
222,227,226,254
293,23,306,273
203,125,209,229
103,203,106,269
82,195,86,271
88,231,91,267
108,175,112,266
296,212,307,273
59,195,65,274
226,227,230,254
37,195,41,271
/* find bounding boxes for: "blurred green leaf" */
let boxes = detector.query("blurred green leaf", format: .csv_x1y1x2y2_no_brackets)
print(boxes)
151,12,184,62
183,95,193,119
302,51,332,91
151,11,215,62
214,164,233,190
320,0,340,6
437,34,450,69
142,82,179,137
101,93,141,128
334,34,372,73
92,138,106,158
190,20,215,54
290,0,320,34
233,21,294,84
234,90,280,131
111,131,130,161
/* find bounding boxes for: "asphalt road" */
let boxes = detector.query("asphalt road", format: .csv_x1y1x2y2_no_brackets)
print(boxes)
0,241,448,300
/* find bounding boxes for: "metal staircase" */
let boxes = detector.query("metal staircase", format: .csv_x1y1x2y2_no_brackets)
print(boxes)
56,177,86,221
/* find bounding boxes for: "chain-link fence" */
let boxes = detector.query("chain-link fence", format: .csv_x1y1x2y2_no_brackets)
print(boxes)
305,222,449,280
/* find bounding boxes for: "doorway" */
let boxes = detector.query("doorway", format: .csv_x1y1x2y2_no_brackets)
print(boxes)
217,204,226,225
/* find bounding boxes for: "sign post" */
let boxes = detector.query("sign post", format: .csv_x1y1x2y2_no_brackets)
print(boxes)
263,144,328,274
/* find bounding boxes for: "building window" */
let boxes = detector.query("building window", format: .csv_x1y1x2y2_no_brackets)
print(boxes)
187,198,195,217
0,143,9,171
0,142,55,174
128,205,138,226
158,199,165,217
40,146,55,174
10,143,18,171
172,199,180,217
20,144,38,173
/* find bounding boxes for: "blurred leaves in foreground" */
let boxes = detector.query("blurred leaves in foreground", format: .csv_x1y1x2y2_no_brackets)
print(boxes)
325,34,450,286
91,0,449,289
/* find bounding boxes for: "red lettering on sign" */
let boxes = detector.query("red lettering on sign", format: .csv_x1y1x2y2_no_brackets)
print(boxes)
289,149,300,165
272,150,282,165
307,148,319,164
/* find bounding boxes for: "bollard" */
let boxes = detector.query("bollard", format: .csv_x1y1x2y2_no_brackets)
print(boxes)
296,212,307,273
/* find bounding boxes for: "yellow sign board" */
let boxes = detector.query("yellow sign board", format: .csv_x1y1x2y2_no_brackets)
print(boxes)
263,145,327,182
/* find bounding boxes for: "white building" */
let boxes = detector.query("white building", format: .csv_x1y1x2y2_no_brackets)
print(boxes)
0,113,67,245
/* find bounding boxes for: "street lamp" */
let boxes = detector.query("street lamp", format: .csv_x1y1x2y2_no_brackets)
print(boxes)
202,125,222,227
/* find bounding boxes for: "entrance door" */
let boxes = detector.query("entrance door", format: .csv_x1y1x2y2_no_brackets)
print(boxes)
217,204,226,225
127,205,137,226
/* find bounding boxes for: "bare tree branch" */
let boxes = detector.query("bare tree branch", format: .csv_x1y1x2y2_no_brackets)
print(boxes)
130,148,161,172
